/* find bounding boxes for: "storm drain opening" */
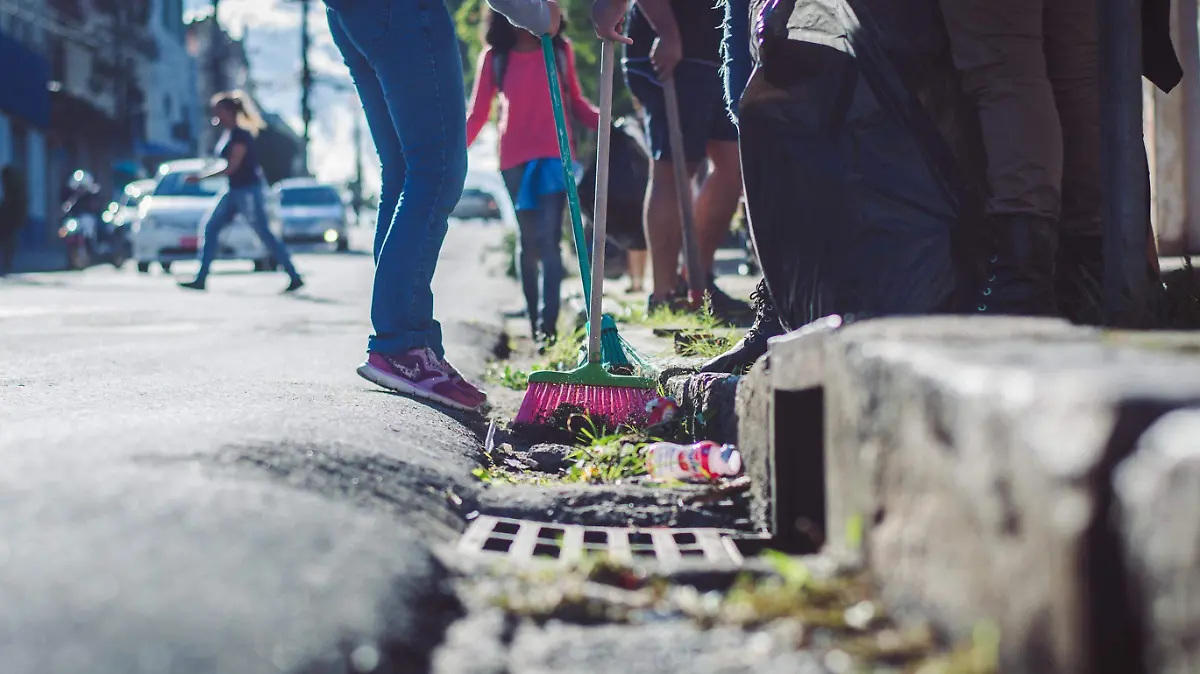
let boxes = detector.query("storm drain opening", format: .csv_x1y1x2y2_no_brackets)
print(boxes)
458,515,744,568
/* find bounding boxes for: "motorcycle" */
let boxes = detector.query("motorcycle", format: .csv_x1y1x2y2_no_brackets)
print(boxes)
58,171,131,271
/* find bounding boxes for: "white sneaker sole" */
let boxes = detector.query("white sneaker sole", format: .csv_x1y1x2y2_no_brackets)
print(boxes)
356,362,480,413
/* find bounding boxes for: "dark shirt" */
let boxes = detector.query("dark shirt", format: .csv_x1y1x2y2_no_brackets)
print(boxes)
1144,0,1182,93
217,127,262,189
625,0,723,66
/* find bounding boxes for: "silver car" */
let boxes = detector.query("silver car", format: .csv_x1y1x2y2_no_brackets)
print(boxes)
133,159,286,273
274,179,350,252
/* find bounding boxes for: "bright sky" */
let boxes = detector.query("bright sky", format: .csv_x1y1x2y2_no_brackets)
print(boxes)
182,0,499,197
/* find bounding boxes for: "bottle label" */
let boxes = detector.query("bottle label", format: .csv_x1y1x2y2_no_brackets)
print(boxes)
678,441,718,479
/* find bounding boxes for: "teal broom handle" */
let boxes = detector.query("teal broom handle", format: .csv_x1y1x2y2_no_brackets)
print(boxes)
541,34,592,313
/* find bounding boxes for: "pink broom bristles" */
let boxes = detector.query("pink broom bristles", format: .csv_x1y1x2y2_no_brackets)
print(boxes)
514,382,656,428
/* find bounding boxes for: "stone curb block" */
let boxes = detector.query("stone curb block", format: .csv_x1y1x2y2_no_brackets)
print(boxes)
742,314,1200,673
1114,408,1200,674
664,372,741,446
736,315,845,551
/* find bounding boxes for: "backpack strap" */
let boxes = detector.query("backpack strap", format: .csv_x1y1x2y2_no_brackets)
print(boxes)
555,46,569,89
492,50,508,92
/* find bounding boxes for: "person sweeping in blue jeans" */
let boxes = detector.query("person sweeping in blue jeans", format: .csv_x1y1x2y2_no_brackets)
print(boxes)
325,0,561,412
179,92,304,293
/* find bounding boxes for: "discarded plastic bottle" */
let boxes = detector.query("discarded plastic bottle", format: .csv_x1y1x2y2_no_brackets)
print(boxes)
645,441,743,481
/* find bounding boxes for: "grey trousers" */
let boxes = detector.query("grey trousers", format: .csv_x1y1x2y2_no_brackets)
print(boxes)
940,0,1101,236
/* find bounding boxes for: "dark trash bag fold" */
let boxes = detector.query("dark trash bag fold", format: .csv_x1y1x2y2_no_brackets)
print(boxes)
577,116,651,254
739,0,985,331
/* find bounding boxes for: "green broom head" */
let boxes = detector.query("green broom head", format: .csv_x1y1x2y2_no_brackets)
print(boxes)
597,314,633,370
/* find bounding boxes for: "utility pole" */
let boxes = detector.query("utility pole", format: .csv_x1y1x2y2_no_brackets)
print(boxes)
210,0,223,93
353,111,365,224
299,0,313,174
113,4,126,167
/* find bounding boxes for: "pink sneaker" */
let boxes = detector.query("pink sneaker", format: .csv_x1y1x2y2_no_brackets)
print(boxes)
439,357,488,408
357,348,484,412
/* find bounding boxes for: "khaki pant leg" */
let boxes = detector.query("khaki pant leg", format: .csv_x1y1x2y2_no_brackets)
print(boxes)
939,0,1063,219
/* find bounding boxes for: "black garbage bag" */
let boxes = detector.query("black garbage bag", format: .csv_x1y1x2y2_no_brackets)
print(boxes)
739,0,986,330
577,116,651,278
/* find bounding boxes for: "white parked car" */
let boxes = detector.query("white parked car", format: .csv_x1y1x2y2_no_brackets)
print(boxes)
274,178,350,252
133,158,285,274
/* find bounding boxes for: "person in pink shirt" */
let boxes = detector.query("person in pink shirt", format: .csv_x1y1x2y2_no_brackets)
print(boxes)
467,10,599,349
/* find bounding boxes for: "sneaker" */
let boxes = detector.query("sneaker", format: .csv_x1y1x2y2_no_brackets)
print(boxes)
357,348,485,411
438,356,489,408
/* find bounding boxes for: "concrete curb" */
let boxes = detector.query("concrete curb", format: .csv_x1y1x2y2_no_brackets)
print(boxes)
737,315,1200,673
1113,408,1200,674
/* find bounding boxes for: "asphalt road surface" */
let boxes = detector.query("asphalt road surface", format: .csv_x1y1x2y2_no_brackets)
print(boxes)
0,223,513,674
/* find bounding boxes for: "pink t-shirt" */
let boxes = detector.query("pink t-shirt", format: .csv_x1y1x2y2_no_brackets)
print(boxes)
466,42,600,171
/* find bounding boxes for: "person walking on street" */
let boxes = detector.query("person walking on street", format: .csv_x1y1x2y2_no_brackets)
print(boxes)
466,9,599,349
619,0,750,323
179,92,304,293
0,165,28,277
325,0,561,412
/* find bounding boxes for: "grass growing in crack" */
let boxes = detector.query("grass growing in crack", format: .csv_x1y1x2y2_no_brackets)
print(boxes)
471,465,517,484
676,333,735,359
563,423,658,484
541,326,588,371
615,295,723,332
478,553,999,673
483,363,531,391
483,327,588,392
616,294,740,361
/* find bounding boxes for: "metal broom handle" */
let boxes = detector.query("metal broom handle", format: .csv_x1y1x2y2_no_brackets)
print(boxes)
588,39,616,364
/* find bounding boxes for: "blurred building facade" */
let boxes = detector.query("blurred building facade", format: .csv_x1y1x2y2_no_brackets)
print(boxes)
0,0,199,255
139,0,201,171
186,12,252,155
0,0,53,248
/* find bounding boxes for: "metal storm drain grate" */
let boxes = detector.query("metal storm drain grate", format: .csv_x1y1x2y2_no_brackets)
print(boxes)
458,515,744,568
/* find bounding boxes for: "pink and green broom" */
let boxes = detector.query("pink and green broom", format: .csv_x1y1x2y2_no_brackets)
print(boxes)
515,36,656,428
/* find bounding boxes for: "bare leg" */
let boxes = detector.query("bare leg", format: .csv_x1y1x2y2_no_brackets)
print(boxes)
693,139,743,279
645,158,700,301
627,248,647,292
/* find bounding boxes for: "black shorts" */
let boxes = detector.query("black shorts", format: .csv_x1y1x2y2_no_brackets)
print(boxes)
624,60,739,164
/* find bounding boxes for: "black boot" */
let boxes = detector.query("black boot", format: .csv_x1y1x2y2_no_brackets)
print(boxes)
975,214,1059,316
1055,234,1103,325
700,278,786,373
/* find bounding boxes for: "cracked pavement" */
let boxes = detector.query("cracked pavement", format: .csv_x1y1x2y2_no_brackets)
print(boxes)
0,224,512,674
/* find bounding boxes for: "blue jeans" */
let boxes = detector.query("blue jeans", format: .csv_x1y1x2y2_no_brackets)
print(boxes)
196,185,299,282
502,164,566,337
326,0,467,358
721,0,753,124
